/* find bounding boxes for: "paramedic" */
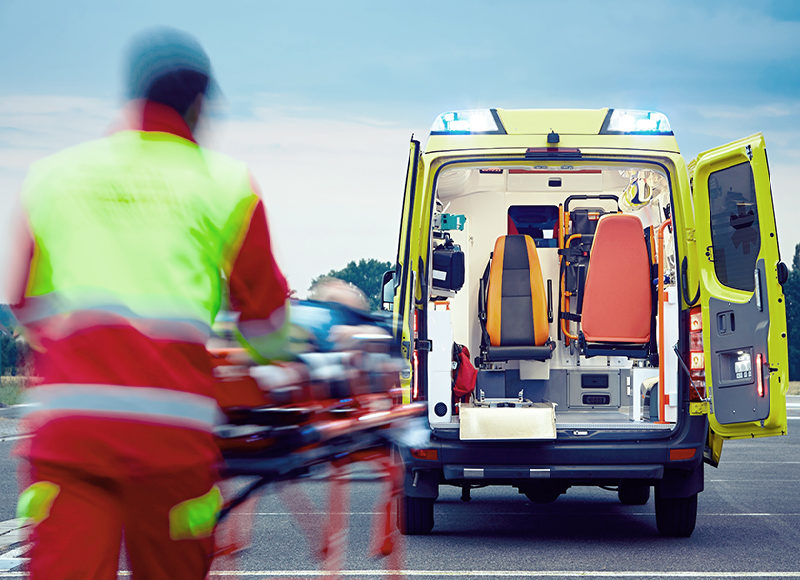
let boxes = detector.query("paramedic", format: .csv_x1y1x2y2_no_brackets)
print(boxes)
9,28,290,579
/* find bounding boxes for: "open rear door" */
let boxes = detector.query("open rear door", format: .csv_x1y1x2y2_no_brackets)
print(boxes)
393,138,422,402
691,134,788,439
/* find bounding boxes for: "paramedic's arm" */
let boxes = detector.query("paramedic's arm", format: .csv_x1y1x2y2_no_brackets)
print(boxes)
227,183,291,362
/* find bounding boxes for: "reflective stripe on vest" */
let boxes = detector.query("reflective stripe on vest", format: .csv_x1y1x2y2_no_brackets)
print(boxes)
23,384,224,431
15,295,213,344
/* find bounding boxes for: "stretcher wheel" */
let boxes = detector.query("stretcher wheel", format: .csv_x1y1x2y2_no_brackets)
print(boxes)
397,495,434,535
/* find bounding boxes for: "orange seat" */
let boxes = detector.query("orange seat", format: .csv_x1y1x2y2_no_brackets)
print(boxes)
479,235,553,362
581,214,652,346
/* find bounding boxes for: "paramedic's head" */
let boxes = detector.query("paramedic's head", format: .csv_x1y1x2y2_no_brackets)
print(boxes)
125,27,213,131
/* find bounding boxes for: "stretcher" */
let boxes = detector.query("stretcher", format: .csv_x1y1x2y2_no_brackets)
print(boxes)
210,300,423,576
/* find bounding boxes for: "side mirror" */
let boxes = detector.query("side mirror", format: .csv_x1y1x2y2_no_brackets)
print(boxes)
777,261,789,286
381,269,396,311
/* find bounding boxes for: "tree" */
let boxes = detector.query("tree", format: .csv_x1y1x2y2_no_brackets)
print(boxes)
310,259,392,311
0,331,18,376
0,306,29,376
784,244,800,380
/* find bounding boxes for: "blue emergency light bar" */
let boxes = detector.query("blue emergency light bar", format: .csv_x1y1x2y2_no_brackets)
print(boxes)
430,109,506,135
600,109,673,135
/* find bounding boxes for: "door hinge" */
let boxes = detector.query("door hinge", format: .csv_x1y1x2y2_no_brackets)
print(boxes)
746,144,753,161
415,339,433,352
685,228,695,242
705,245,714,262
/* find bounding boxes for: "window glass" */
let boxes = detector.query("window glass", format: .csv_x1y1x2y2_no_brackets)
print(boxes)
508,206,559,248
708,161,760,291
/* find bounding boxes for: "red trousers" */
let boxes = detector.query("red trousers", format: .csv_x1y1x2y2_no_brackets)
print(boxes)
23,461,218,580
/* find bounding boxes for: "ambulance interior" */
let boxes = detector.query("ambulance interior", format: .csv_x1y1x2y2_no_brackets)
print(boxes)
426,164,681,431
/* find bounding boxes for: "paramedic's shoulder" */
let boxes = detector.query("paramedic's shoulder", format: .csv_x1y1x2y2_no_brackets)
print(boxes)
19,137,118,206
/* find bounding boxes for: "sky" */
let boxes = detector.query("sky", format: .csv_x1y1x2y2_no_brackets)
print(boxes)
2,0,800,299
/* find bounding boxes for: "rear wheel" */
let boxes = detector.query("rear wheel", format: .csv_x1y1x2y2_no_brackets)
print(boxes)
397,495,434,535
618,482,651,505
655,492,697,537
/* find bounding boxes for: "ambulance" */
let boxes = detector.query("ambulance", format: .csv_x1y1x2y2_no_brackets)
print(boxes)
384,108,789,537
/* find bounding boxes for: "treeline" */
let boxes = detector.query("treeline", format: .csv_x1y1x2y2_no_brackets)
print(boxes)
0,305,29,376
1,246,799,379
783,244,800,381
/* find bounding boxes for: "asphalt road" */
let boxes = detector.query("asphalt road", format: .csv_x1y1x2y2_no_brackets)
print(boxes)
0,404,798,578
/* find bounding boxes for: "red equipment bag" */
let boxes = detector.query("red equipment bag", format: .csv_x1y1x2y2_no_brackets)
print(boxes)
452,344,477,398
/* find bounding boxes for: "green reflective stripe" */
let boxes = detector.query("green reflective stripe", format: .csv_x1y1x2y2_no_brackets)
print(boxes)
21,130,256,327
169,485,222,540
23,384,224,430
17,481,60,524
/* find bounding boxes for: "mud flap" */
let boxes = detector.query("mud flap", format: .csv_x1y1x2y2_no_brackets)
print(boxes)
704,427,723,468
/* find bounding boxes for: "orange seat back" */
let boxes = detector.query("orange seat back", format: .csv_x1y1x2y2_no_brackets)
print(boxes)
581,215,652,344
485,235,549,347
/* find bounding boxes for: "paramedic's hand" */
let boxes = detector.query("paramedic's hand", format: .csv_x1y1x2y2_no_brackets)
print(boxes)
236,303,296,363
286,323,317,356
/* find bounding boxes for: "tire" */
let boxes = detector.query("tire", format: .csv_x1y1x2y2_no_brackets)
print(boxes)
397,495,434,535
655,492,697,537
618,482,651,505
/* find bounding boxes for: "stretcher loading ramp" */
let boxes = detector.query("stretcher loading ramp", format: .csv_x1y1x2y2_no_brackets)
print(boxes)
459,402,557,440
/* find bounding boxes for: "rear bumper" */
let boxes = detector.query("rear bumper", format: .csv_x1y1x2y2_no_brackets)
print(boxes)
396,413,707,499
443,463,664,482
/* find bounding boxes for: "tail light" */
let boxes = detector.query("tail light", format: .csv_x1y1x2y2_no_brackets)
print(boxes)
410,448,439,461
756,353,765,397
687,306,706,401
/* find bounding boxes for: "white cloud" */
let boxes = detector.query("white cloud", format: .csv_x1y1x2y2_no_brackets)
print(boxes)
2,93,799,304
0,95,411,301
766,161,800,263
206,106,412,295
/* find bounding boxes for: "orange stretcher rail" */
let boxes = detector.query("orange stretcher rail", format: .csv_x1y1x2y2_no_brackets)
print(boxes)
657,219,672,423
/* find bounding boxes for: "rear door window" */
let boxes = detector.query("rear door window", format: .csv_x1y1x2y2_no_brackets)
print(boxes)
708,161,760,291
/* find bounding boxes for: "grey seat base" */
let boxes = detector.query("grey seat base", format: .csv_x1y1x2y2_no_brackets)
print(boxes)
484,341,554,362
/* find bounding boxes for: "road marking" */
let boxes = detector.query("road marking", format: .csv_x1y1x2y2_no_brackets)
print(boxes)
0,546,28,573
235,511,381,516
203,571,800,578
237,511,800,517
707,479,800,482
0,571,797,578
438,511,800,517
721,461,800,464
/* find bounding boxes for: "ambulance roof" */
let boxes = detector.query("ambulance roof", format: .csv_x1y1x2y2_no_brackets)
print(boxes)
425,108,681,155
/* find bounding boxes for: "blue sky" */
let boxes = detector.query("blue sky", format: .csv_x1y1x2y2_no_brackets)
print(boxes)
2,0,800,297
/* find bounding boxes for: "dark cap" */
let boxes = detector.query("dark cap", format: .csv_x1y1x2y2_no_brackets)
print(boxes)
125,27,213,116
